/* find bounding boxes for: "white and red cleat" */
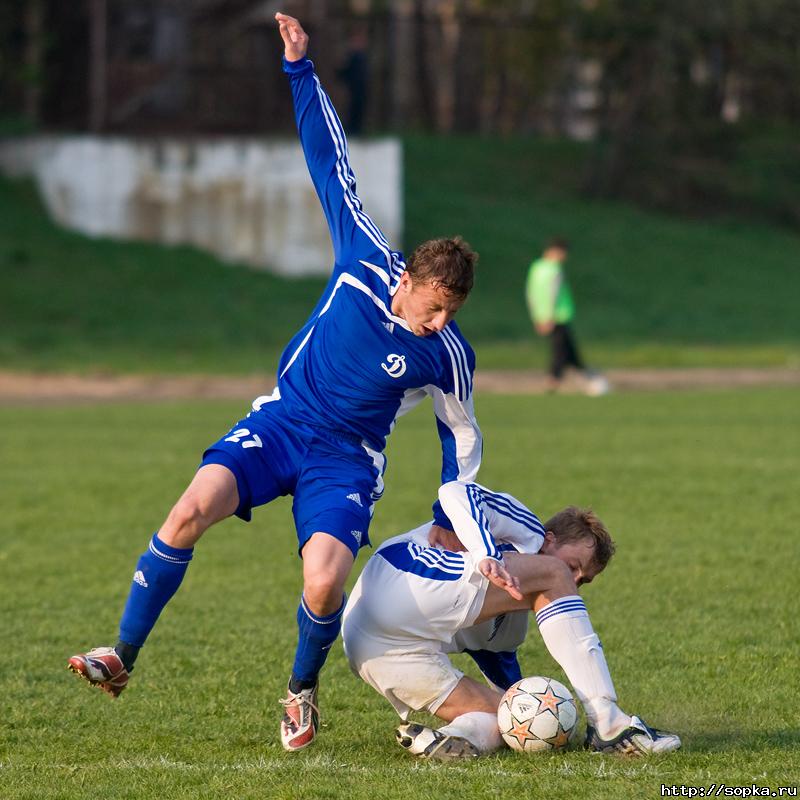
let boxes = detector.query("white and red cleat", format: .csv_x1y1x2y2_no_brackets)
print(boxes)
279,683,319,751
67,646,130,698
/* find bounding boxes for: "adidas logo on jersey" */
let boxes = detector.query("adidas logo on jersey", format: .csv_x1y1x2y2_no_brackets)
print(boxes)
346,493,363,507
133,570,148,588
350,530,363,546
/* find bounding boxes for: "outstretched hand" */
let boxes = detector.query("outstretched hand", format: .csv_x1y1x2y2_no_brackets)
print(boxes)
275,12,309,62
479,557,524,601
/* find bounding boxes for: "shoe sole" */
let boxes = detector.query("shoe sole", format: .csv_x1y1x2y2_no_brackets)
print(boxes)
426,736,480,760
67,659,125,698
588,738,682,756
396,724,480,760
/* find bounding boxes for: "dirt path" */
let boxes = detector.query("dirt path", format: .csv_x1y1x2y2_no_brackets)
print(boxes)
0,368,798,404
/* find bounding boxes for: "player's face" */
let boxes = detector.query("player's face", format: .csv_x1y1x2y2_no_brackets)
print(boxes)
394,274,464,337
542,535,601,587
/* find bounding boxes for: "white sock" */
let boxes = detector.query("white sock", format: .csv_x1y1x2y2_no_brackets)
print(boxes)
535,595,631,739
438,712,503,753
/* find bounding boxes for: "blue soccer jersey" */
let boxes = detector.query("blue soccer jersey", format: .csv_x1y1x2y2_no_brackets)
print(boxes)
250,57,482,531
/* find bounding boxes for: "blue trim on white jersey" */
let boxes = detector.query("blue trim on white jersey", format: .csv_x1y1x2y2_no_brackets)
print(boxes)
378,541,465,582
481,492,545,538
466,484,500,560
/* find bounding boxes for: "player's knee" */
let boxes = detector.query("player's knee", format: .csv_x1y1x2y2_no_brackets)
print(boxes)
160,496,211,546
540,555,577,592
303,570,347,616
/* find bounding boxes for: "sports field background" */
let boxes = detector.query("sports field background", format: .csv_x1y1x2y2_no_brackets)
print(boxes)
1,389,798,799
2,121,799,798
2,133,800,376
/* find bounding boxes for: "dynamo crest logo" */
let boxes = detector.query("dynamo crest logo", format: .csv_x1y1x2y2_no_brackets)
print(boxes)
381,353,407,378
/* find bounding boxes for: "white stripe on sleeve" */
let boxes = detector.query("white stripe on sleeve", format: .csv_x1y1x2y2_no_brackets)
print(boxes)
437,480,500,561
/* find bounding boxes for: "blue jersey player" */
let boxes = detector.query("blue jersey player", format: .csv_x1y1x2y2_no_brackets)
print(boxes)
68,13,522,752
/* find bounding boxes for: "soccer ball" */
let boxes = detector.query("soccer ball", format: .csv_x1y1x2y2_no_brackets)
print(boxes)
497,676,578,753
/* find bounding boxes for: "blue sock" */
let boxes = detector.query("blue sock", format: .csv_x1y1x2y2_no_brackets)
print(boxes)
290,594,345,689
118,533,194,648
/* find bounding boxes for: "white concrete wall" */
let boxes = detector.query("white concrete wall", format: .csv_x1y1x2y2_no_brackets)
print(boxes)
0,136,403,277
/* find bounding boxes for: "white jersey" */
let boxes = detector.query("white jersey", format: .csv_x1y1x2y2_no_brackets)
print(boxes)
342,481,545,718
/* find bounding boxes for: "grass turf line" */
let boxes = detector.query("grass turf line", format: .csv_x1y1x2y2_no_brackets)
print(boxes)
1,389,798,798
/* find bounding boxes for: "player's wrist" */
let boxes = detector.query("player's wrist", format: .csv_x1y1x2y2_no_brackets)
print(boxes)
282,55,313,73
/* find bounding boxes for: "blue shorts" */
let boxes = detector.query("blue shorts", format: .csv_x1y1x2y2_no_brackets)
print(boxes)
201,397,383,559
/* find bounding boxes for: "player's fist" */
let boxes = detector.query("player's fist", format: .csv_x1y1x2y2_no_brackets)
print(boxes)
479,557,524,601
275,12,309,61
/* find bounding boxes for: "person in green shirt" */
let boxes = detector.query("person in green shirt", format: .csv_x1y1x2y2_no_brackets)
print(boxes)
526,238,608,395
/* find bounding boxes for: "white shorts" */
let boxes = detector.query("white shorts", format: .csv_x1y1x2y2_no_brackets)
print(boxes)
342,535,490,720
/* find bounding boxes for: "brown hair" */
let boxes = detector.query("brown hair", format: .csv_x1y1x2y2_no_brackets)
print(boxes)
406,236,477,300
545,507,615,571
546,236,570,252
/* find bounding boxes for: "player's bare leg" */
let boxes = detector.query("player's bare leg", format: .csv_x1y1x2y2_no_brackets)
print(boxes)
395,676,503,759
68,465,239,696
281,532,354,751
435,675,501,721
476,551,680,754
158,464,240,547
473,552,579,623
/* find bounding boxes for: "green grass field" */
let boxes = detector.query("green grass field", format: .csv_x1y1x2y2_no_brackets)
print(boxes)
2,133,799,375
2,389,798,799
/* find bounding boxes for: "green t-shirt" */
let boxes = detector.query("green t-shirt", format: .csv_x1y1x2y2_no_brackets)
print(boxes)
526,257,575,324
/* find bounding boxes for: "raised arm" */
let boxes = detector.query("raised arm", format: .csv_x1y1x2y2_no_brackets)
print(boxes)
438,481,545,555
434,474,525,601
276,13,404,285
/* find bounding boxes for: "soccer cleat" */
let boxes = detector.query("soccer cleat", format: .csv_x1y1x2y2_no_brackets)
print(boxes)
584,715,681,756
280,683,320,752
395,723,480,760
67,646,130,698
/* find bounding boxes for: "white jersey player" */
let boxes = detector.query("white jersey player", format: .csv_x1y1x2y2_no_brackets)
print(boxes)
342,480,681,758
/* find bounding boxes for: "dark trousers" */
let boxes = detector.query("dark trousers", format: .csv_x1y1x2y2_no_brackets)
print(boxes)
549,323,585,379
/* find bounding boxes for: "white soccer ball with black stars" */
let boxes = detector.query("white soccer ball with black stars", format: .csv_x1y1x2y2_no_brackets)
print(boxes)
497,676,578,753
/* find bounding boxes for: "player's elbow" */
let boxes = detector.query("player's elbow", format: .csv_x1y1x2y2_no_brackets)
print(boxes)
438,480,467,501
